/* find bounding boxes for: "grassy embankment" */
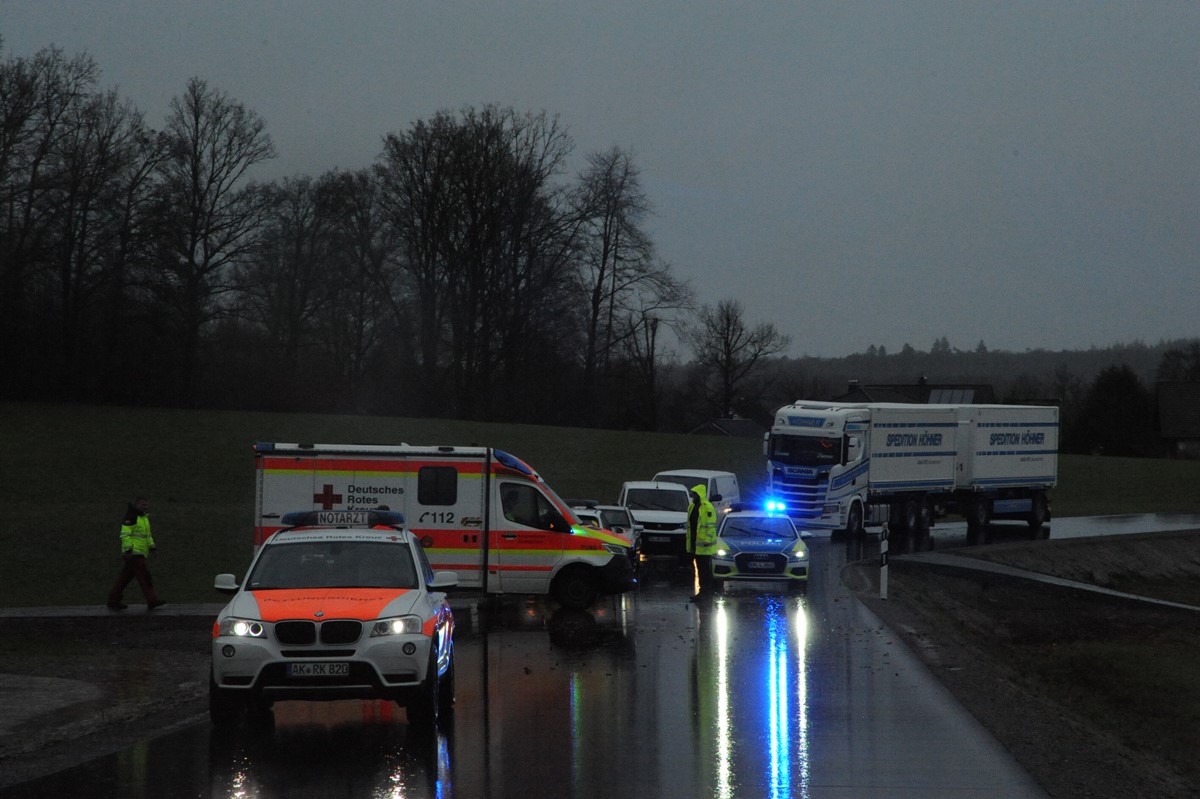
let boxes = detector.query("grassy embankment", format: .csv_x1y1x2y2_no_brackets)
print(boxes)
2,401,1199,607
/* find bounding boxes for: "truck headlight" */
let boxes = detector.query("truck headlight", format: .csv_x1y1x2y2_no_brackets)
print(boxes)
218,618,266,638
371,616,423,637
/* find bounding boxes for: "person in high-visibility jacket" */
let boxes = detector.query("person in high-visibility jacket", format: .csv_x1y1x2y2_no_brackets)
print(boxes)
687,484,718,601
107,496,165,611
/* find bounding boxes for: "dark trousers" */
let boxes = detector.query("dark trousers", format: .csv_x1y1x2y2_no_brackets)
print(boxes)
108,555,160,604
693,554,715,595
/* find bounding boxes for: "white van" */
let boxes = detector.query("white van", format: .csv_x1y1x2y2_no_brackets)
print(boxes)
618,480,692,557
651,469,742,513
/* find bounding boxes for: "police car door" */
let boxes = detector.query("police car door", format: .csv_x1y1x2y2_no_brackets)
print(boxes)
493,480,568,594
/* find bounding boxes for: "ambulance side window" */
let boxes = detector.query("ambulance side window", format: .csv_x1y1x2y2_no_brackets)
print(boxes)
501,483,568,532
419,466,457,505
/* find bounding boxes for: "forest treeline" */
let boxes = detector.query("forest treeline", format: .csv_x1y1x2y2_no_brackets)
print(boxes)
3,45,1197,454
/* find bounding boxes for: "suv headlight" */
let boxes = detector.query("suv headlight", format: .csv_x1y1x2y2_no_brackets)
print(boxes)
218,617,267,638
788,548,809,562
370,616,423,637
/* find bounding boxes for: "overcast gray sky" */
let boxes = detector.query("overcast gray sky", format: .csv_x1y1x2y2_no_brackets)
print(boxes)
5,1,1198,358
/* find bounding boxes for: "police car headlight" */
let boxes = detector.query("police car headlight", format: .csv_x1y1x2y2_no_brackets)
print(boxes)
219,618,266,638
788,549,809,562
715,541,738,558
371,616,423,637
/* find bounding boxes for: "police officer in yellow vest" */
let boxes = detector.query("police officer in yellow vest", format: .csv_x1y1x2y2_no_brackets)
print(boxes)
107,496,165,611
687,484,718,602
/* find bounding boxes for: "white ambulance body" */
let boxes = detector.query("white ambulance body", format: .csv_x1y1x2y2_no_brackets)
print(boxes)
764,403,1058,545
253,443,636,608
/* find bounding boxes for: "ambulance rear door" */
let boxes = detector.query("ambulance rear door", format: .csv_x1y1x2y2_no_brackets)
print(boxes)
404,455,489,591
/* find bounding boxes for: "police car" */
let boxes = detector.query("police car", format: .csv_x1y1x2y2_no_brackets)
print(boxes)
711,505,810,593
210,510,456,729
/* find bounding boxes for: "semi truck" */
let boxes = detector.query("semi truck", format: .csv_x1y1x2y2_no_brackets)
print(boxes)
252,442,636,608
763,402,1058,546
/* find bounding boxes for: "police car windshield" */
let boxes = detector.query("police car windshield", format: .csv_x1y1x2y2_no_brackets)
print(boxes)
247,541,419,590
769,434,841,466
720,516,798,539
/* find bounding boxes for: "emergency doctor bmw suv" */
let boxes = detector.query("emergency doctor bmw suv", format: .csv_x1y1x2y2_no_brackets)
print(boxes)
210,510,456,729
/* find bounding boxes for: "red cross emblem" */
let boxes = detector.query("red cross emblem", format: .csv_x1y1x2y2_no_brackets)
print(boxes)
313,484,343,510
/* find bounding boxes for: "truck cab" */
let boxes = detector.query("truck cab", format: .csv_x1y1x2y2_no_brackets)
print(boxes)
764,403,869,532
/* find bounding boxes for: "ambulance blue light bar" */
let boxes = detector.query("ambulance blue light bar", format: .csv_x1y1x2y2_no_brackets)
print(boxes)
281,510,406,528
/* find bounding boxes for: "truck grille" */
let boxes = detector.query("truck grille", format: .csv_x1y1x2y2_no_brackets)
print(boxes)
772,470,826,518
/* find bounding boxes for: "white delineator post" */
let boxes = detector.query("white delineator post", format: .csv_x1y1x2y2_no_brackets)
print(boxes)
880,522,889,600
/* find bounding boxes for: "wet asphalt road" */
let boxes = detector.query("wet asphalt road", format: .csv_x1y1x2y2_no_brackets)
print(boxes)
5,531,1055,799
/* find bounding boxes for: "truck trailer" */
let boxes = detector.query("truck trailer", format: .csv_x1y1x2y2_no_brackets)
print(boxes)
764,402,1058,546
252,442,636,608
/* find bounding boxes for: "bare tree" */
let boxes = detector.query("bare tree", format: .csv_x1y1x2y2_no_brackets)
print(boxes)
376,105,579,419
42,89,153,395
572,146,691,421
313,168,396,412
152,77,275,402
0,46,99,393
685,298,791,419
237,175,333,388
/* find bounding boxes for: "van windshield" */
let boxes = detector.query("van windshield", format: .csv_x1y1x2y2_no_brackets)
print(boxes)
652,475,694,490
769,434,842,466
625,488,689,512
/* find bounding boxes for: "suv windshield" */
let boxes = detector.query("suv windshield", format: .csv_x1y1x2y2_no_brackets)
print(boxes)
769,434,842,466
625,488,689,512
247,541,418,590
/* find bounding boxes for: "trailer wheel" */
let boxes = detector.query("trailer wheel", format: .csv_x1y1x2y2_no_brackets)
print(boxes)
552,565,599,610
965,499,991,545
901,499,919,533
1027,493,1048,532
914,499,933,551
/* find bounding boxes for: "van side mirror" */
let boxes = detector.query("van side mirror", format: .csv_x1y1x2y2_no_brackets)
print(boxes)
711,493,722,503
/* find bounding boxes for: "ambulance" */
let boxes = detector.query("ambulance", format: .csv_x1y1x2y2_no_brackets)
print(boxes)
252,442,637,609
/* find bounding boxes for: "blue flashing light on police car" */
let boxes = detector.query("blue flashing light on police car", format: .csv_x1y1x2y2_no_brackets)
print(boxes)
764,498,788,514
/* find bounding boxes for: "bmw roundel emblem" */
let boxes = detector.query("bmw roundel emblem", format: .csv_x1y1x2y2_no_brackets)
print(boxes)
313,611,325,618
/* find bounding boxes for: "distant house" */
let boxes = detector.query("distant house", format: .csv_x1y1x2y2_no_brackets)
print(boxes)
834,380,997,404
689,417,767,438
1157,382,1200,459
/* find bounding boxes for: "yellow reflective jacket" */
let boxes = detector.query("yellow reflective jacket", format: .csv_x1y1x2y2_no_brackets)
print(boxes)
688,484,718,556
120,506,155,556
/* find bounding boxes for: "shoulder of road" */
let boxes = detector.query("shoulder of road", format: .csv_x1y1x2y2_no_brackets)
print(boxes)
896,550,1200,612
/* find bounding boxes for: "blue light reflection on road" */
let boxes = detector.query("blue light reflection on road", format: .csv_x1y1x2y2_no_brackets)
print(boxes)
710,594,810,799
